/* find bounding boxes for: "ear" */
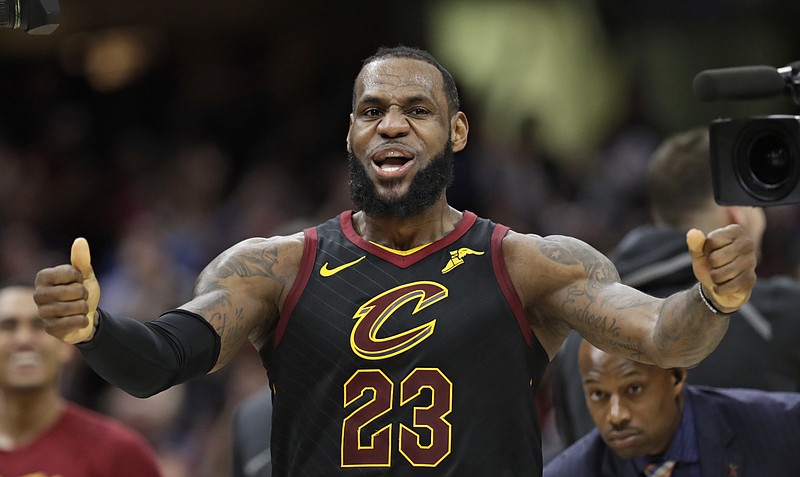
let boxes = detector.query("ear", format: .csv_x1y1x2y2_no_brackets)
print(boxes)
450,111,469,153
346,114,354,154
672,368,688,395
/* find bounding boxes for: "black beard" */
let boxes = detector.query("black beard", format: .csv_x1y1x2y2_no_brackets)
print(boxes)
348,140,454,218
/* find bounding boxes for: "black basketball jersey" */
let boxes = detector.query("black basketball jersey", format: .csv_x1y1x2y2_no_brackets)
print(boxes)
263,210,550,476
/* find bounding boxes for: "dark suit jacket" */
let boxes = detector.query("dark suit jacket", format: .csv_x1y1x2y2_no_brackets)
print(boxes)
544,386,800,476
232,388,273,477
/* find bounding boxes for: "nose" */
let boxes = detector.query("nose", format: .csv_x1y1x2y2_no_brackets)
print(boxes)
376,107,409,138
13,326,35,346
607,394,631,427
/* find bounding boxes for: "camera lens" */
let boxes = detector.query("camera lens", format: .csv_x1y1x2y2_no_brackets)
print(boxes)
735,121,799,201
748,134,793,187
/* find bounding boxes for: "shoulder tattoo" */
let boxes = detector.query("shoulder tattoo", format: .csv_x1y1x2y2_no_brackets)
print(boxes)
193,245,282,314
538,236,619,284
216,247,280,280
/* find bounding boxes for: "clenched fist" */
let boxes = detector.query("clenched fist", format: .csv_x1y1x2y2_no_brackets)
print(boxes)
686,224,757,313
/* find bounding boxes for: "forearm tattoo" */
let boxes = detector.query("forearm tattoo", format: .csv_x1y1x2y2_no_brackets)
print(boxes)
654,288,729,359
539,236,652,360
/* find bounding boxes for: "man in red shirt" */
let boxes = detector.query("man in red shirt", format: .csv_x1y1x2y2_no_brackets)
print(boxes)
0,283,163,477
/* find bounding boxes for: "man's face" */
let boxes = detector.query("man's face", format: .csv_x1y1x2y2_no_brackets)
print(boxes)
579,342,684,459
346,57,467,217
0,286,70,393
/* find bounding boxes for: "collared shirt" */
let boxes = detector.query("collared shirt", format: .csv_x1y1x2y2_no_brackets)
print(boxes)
633,392,701,477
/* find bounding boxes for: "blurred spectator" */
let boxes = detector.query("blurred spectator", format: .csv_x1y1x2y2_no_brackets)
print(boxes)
0,284,163,476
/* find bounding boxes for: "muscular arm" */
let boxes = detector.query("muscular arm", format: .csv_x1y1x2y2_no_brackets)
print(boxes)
181,234,303,371
35,233,304,398
505,228,754,368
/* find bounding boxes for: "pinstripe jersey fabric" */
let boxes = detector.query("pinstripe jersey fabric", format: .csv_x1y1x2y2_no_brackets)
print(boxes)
262,210,550,476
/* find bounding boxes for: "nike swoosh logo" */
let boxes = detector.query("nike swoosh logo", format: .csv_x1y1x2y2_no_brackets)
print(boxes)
320,256,366,277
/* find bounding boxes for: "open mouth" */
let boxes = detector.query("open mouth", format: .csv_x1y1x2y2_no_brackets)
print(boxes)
373,148,414,176
11,351,40,366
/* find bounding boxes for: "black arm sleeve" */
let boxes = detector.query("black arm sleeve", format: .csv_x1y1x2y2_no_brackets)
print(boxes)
75,308,221,398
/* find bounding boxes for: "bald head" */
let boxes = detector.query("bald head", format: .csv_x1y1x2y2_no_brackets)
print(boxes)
577,340,686,459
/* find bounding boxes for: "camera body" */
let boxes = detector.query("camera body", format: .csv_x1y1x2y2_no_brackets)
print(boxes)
0,0,59,34
710,115,800,206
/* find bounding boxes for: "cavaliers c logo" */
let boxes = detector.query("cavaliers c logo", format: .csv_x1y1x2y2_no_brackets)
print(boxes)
350,281,448,360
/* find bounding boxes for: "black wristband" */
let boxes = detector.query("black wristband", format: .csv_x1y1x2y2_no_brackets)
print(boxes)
697,283,733,315
76,308,221,398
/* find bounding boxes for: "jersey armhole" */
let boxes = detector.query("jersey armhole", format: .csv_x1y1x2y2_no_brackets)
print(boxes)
491,225,534,347
274,227,318,347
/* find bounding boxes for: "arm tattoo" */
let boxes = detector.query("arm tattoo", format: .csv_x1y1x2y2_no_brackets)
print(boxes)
194,247,281,302
539,236,651,359
539,239,581,266
215,248,280,280
191,244,282,364
210,306,248,366
539,236,620,284
562,285,621,338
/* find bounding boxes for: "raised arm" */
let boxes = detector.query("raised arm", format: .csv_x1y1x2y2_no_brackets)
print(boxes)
505,224,756,368
34,233,303,396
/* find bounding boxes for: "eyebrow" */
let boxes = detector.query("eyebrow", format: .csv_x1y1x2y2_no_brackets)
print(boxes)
356,94,433,107
0,315,41,324
583,369,645,384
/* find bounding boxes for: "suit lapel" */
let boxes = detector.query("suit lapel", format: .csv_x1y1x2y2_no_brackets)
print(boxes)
690,388,744,476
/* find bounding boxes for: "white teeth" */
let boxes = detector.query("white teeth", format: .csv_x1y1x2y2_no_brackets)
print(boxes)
381,164,402,172
385,151,403,158
10,351,40,366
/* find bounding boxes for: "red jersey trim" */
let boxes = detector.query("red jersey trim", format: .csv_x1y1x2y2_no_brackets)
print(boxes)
491,225,533,347
339,210,479,269
274,227,318,347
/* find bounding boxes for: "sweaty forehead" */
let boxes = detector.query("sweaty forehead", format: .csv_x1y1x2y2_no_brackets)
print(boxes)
355,58,442,101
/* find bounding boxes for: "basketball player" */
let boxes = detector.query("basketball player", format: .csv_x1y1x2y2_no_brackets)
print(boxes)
33,46,756,476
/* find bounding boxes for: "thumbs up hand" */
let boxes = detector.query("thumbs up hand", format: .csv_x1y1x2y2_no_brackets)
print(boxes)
34,237,101,344
686,225,756,313
64,237,100,343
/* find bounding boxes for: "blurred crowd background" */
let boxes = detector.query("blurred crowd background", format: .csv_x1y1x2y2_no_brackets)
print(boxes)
2,0,800,475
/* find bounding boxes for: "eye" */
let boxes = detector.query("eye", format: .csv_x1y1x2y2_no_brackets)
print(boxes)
627,384,644,396
408,107,430,116
362,108,383,117
587,389,607,402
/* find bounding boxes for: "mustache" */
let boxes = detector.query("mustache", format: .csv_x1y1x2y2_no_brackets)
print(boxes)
348,139,453,218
